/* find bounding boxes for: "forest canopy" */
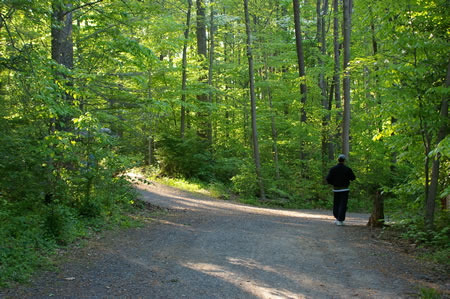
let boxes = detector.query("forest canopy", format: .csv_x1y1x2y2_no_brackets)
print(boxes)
0,0,448,285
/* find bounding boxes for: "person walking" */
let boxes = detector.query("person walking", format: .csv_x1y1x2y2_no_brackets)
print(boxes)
326,154,356,226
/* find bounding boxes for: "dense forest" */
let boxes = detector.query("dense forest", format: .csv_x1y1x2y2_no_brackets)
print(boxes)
1,0,448,285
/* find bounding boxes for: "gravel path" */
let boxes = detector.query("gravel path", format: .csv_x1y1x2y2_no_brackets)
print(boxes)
1,181,448,298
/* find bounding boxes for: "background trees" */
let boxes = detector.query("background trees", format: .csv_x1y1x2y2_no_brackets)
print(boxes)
1,0,448,284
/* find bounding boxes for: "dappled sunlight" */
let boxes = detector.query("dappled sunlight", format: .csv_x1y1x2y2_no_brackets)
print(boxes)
129,182,401,298
154,219,198,231
135,182,368,226
182,261,309,299
226,257,298,279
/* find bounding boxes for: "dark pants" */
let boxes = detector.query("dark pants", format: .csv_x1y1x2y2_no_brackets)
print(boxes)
333,191,349,221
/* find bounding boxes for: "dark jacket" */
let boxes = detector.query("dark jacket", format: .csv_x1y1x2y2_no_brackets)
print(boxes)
326,163,356,189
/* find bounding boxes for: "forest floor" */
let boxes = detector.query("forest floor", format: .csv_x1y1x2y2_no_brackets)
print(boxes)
1,180,449,298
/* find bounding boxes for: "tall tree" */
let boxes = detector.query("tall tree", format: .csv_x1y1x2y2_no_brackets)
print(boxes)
342,0,352,157
425,61,449,228
292,0,308,159
332,0,341,152
367,5,384,228
208,0,215,145
180,0,193,138
318,0,330,169
196,0,211,142
51,1,74,70
244,0,265,200
51,0,74,129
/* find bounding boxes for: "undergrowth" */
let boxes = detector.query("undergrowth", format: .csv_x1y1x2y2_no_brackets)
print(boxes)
380,211,450,267
0,177,140,288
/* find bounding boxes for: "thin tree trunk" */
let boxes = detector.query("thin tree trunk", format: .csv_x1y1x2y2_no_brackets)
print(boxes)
333,0,341,153
327,81,335,160
244,0,265,200
148,117,153,165
318,0,330,172
148,68,153,165
180,0,192,138
224,7,230,139
207,0,215,145
292,0,308,160
342,0,352,157
316,0,322,42
425,60,450,228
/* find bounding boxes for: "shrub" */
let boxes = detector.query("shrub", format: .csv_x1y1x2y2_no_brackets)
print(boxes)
231,162,258,197
156,133,214,181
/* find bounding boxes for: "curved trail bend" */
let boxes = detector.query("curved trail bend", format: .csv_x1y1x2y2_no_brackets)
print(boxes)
2,181,446,298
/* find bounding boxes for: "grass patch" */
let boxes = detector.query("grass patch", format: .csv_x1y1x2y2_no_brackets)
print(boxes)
419,286,441,299
133,167,228,200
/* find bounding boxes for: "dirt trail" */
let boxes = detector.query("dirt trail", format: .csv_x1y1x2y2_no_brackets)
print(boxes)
1,181,448,298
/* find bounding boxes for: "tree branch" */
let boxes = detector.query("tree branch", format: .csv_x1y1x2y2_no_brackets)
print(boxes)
0,12,19,51
63,0,104,16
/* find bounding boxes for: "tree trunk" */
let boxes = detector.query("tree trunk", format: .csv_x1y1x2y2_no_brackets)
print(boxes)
51,1,74,69
224,7,230,139
367,7,385,227
148,117,153,165
342,0,352,157
318,0,330,172
207,0,215,145
244,0,265,200
333,0,342,153
292,0,308,160
368,190,384,228
51,0,74,130
223,7,231,139
425,60,450,228
148,68,154,165
327,81,335,160
180,0,192,138
196,0,211,142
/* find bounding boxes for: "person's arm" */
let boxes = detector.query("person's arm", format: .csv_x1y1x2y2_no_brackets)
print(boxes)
349,168,356,181
326,169,334,185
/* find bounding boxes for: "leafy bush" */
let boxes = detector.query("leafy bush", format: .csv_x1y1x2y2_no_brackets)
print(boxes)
213,156,241,183
387,210,450,264
44,204,80,245
0,110,140,287
231,162,258,197
0,203,54,286
156,133,215,181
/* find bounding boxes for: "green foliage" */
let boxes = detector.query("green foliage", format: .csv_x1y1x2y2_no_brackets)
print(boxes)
0,176,137,286
156,133,214,181
231,161,258,197
155,132,241,183
1,0,448,287
44,204,80,245
387,210,450,265
419,287,441,299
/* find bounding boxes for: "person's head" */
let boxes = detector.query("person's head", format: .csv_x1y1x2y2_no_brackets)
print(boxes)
338,154,346,163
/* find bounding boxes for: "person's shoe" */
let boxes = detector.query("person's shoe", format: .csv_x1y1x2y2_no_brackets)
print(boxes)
336,221,344,226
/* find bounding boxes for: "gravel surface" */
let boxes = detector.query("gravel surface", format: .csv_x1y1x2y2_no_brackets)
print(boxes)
1,181,448,298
